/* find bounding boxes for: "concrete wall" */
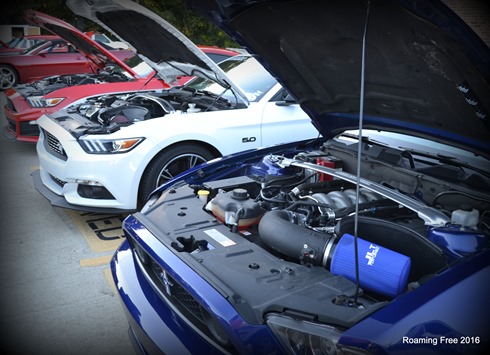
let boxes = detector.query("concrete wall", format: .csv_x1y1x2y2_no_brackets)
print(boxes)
0,25,40,42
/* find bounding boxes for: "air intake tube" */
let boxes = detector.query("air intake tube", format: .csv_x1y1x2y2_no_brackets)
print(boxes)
258,210,335,267
258,210,411,297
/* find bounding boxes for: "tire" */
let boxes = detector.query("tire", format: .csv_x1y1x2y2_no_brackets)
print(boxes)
0,65,19,91
139,144,217,205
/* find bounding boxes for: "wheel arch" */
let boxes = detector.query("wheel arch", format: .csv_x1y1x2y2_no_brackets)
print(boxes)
0,63,20,89
137,139,223,205
148,139,223,166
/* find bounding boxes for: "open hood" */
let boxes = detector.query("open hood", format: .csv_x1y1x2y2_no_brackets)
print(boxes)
66,0,249,105
24,10,139,77
188,0,490,159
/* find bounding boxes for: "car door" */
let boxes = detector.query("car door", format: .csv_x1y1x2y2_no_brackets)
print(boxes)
260,86,319,146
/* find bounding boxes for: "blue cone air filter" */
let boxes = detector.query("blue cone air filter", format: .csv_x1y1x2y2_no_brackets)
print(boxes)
330,233,411,297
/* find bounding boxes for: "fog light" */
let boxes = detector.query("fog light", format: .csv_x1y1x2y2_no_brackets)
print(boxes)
77,184,115,199
76,179,103,186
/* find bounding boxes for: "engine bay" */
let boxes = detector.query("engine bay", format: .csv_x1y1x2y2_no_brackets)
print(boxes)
59,87,239,135
136,137,490,325
16,69,132,97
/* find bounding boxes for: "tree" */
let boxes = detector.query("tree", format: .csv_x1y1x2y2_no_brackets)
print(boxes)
139,0,237,47
1,0,237,48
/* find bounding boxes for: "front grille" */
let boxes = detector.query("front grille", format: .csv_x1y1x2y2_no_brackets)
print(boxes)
50,174,66,188
131,238,235,352
163,269,206,323
19,121,40,136
6,97,16,112
42,128,67,161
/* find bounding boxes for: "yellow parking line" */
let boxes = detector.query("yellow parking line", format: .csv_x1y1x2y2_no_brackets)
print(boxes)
80,254,113,267
64,209,127,253
103,267,118,295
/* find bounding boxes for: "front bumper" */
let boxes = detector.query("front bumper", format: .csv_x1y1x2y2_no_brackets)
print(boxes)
36,116,147,211
3,91,45,142
32,169,134,214
112,240,236,355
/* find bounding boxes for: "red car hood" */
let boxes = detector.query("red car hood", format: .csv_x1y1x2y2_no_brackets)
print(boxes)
24,9,139,78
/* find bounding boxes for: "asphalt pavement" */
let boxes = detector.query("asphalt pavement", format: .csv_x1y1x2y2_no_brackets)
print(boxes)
0,93,135,354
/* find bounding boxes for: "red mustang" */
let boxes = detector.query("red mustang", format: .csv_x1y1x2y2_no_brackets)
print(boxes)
3,10,237,142
0,34,134,90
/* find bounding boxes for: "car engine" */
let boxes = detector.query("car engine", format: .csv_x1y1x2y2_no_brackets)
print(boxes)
15,69,131,97
60,88,239,135
136,136,489,326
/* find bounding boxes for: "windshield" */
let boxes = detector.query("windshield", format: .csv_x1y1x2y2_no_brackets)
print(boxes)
93,33,110,44
185,55,277,102
21,39,52,54
122,54,154,77
7,37,29,49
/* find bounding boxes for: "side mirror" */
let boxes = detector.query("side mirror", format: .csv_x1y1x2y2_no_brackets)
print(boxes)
275,93,296,106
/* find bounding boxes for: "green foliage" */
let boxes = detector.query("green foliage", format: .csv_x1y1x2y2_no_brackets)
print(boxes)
1,0,76,26
138,0,237,47
1,0,238,48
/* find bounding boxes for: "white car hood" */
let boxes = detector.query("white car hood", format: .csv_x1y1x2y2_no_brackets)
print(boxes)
66,0,249,105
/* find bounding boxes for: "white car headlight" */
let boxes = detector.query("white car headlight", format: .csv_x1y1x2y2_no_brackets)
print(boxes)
267,314,369,355
79,137,145,154
27,96,65,108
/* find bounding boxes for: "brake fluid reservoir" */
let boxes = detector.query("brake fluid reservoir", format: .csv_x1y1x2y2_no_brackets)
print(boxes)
330,233,411,297
210,188,264,228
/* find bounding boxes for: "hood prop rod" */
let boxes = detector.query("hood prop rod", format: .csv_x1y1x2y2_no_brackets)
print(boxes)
353,0,371,306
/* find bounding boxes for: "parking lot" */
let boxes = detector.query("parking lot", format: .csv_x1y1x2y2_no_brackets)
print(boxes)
0,92,134,354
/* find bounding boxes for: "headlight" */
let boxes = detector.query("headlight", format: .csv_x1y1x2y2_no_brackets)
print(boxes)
267,314,369,355
27,96,65,108
79,137,144,154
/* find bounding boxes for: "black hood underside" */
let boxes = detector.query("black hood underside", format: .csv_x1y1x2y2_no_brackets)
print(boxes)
189,0,490,158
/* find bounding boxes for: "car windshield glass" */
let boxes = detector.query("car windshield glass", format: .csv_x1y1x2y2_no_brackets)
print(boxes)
122,54,154,77
185,55,278,102
93,34,110,44
7,37,29,49
21,40,51,54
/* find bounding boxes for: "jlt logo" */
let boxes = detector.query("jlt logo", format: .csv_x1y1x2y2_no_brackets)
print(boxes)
365,244,380,266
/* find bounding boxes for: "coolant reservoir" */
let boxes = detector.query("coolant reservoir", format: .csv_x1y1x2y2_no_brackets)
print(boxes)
451,209,479,228
210,188,264,228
